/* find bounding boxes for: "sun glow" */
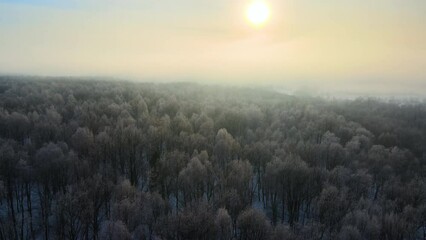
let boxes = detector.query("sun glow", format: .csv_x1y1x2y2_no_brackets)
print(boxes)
246,1,270,27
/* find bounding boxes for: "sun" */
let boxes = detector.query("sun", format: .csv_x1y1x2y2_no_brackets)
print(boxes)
246,1,270,27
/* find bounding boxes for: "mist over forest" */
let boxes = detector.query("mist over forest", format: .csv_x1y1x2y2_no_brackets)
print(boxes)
0,76,425,240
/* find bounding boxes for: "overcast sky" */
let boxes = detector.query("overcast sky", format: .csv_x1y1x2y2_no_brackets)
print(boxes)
0,0,425,95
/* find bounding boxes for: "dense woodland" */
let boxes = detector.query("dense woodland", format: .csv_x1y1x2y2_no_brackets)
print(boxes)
0,76,425,240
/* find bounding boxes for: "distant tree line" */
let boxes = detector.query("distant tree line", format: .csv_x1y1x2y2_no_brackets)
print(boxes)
0,76,425,240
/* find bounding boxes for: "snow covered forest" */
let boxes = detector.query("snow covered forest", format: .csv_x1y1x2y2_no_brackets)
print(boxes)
0,77,425,240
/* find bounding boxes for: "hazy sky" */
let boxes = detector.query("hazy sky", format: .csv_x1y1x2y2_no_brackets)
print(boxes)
1,0,425,95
